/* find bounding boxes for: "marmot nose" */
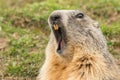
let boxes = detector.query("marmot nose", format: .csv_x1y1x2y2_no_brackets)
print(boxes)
50,15,61,22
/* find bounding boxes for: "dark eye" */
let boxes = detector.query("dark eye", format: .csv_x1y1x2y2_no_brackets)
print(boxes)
75,13,84,18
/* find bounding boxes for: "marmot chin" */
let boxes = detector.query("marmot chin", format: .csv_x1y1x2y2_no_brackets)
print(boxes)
37,10,120,80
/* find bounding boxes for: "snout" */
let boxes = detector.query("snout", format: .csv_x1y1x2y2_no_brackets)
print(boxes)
49,11,64,28
50,14,61,24
48,11,67,54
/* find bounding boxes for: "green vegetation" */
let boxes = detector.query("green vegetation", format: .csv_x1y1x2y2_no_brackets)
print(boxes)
0,0,120,79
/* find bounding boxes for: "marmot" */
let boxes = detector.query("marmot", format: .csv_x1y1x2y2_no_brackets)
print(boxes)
37,10,120,80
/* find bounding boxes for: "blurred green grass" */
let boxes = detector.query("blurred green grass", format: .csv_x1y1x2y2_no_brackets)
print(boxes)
0,0,120,79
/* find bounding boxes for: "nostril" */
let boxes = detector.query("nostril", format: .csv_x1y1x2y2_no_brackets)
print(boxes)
50,15,61,21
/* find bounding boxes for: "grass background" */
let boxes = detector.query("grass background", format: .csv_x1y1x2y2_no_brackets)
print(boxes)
0,0,120,80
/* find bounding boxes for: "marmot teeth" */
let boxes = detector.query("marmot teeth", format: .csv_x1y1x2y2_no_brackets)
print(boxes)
53,24,59,30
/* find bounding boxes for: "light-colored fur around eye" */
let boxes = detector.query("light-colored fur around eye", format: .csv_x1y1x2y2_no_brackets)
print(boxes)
37,10,120,80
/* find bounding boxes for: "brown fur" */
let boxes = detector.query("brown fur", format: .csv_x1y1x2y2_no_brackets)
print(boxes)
37,10,120,80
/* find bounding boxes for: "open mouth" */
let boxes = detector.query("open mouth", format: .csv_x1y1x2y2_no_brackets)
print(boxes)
52,24,66,53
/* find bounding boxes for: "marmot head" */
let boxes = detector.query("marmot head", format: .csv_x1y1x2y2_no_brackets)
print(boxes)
48,10,106,55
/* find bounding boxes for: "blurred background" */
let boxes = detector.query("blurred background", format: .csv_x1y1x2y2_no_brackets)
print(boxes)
0,0,120,80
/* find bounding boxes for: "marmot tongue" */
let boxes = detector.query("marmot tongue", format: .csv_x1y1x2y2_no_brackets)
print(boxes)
57,36,63,53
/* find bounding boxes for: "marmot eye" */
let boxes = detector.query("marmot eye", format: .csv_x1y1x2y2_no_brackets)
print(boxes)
76,13,84,18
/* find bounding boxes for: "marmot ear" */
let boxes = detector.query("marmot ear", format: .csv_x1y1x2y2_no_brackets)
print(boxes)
93,21,99,28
